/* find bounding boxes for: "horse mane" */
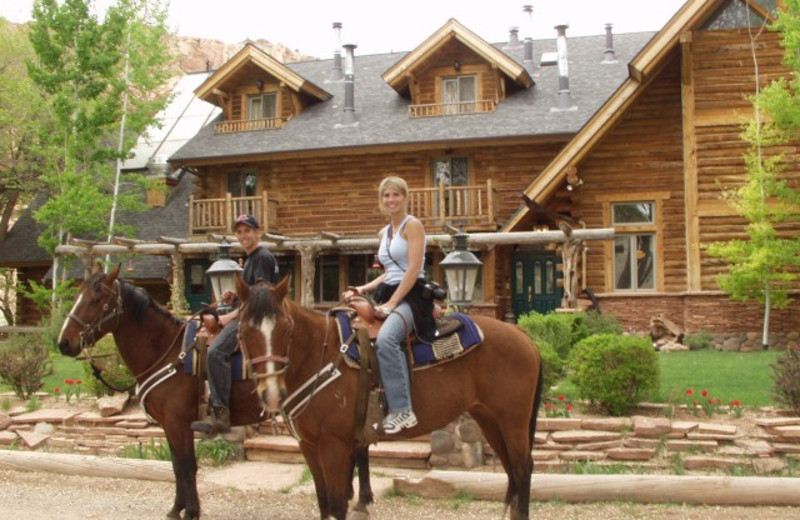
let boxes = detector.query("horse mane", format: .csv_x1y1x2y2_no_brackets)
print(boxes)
87,273,181,326
243,283,280,325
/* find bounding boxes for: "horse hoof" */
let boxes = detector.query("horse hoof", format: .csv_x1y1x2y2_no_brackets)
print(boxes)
347,510,370,520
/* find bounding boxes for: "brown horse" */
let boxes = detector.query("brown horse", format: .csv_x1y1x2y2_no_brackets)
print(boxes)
237,275,544,520
56,266,267,520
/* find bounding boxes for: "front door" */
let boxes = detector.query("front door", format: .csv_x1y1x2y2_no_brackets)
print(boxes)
185,259,213,312
511,252,562,318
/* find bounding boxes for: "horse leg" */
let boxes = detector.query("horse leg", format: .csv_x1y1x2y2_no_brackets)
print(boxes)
470,410,532,520
164,424,200,520
318,436,357,520
299,440,330,520
349,446,373,518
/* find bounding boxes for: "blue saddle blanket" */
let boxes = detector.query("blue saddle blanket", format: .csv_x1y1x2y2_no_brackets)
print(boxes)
181,319,249,381
334,312,483,369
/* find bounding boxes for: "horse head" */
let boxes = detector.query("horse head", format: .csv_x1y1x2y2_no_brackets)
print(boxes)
57,264,123,357
236,273,292,413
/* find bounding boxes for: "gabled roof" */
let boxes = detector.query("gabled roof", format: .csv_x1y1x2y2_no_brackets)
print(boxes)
194,43,331,104
381,18,534,95
502,0,775,232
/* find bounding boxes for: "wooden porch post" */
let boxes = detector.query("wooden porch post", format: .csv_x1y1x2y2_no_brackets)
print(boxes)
438,182,446,226
261,190,268,231
295,244,319,308
170,251,187,315
225,192,233,234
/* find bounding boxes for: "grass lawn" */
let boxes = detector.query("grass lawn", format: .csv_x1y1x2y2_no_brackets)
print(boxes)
0,352,86,397
553,349,780,410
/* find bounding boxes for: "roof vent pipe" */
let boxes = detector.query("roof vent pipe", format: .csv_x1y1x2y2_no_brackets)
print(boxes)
602,23,617,64
508,26,521,47
342,43,357,125
330,22,344,82
522,5,535,74
553,24,576,111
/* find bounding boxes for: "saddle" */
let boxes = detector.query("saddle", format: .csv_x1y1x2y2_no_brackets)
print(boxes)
344,296,460,341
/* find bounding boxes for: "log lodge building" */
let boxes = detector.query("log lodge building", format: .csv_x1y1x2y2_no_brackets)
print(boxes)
2,0,798,348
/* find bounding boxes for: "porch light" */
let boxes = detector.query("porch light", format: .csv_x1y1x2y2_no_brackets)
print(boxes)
206,237,243,315
440,229,482,309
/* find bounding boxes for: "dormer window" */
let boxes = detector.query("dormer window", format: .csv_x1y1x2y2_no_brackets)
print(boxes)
442,75,477,115
248,93,277,121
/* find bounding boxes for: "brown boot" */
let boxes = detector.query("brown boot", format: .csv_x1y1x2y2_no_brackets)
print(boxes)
190,405,231,435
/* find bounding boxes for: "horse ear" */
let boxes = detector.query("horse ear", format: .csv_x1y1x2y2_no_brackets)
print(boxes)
102,264,121,286
271,274,291,302
235,273,250,302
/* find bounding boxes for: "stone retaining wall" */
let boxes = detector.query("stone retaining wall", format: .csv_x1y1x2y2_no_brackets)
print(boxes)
429,410,800,475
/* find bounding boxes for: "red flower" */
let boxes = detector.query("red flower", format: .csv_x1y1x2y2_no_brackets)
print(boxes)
686,389,694,396
53,387,60,394
708,398,715,405
545,403,554,410
692,400,698,407
701,389,708,397
557,395,566,401
732,400,741,407
76,380,82,385
65,379,75,385
716,398,722,405
565,404,573,411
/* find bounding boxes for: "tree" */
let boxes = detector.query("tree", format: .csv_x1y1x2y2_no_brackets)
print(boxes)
26,0,176,287
0,19,48,240
706,1,800,350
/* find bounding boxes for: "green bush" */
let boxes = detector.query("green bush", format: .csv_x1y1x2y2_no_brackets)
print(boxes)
81,336,135,397
517,311,576,359
568,333,659,416
772,345,800,415
0,334,53,399
535,339,563,395
571,311,623,344
683,330,714,351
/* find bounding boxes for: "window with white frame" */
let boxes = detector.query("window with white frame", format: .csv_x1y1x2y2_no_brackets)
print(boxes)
611,202,656,291
442,75,477,114
247,92,277,120
314,255,340,303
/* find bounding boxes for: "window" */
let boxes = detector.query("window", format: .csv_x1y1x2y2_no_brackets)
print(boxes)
347,254,382,289
227,172,256,197
247,93,277,120
611,202,656,291
314,255,340,303
442,75,476,115
433,157,469,219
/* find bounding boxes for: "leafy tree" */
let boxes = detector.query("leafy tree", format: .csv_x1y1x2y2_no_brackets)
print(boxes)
26,0,176,287
0,19,48,240
706,3,800,349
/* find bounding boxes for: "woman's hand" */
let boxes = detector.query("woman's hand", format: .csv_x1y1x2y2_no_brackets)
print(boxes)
374,302,395,318
343,286,362,302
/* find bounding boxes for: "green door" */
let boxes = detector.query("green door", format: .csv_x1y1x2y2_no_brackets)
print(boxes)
185,259,213,312
511,252,562,319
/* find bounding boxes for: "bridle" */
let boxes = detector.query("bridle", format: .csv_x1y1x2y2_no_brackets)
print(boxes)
66,279,123,350
239,298,294,385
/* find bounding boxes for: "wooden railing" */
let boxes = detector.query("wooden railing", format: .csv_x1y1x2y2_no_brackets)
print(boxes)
189,191,279,235
408,100,497,118
408,180,498,230
214,117,284,134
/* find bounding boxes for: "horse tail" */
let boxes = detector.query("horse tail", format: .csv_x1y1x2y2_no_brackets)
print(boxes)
528,355,544,454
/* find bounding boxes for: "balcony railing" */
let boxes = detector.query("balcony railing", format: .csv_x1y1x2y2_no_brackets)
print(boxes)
189,191,278,235
408,180,498,230
408,100,497,118
214,117,284,134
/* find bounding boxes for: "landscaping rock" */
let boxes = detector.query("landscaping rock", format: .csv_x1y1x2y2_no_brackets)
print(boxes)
33,422,55,435
97,393,130,417
17,430,49,449
429,430,454,455
0,412,10,430
752,457,787,475
0,431,16,446
631,416,671,436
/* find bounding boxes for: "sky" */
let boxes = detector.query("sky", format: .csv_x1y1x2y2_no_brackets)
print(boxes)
1,0,688,59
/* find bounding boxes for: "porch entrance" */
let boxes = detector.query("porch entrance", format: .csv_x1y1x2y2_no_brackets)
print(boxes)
511,251,562,318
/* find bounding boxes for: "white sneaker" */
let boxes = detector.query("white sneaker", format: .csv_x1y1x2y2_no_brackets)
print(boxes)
380,410,418,434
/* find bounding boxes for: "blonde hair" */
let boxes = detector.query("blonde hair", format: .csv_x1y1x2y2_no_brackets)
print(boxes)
378,176,409,215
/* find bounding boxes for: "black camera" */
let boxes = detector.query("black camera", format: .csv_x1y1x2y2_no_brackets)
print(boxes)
422,281,447,301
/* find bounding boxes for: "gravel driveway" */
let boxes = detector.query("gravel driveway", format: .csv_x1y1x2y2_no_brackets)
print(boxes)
3,464,800,520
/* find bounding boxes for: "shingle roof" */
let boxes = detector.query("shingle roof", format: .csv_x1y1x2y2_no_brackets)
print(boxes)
171,31,656,163
0,194,50,267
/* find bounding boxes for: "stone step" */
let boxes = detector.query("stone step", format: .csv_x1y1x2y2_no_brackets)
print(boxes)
244,434,432,469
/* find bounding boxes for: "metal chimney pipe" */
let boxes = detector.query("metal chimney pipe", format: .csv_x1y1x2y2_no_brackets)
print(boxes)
603,23,617,64
554,24,576,110
342,43,357,125
522,5,534,74
509,26,520,47
330,22,344,82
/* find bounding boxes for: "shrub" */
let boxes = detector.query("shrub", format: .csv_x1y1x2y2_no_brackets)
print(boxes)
0,334,53,399
517,311,576,360
81,336,135,397
571,311,623,344
683,330,714,351
772,345,800,415
568,333,659,416
535,339,563,394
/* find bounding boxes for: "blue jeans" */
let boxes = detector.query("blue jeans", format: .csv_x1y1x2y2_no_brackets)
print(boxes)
207,318,239,408
375,302,415,413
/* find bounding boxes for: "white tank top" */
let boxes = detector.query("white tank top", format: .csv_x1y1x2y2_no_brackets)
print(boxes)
378,215,425,285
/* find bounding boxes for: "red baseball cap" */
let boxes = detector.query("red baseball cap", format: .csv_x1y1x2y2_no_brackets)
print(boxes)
234,214,260,229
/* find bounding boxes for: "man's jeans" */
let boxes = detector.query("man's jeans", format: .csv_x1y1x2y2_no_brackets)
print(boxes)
207,318,239,408
375,302,415,413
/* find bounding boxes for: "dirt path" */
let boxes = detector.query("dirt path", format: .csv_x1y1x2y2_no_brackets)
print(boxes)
3,462,800,520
